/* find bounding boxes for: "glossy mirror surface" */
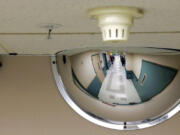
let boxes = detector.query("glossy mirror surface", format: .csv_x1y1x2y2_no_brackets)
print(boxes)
53,47,180,130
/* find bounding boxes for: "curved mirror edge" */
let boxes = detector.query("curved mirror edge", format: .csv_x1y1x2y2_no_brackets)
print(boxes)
51,55,180,130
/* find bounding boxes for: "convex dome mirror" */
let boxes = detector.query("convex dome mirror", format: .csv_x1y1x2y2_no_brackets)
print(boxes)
51,47,180,130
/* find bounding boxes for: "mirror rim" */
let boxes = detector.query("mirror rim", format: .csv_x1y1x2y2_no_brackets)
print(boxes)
51,55,180,130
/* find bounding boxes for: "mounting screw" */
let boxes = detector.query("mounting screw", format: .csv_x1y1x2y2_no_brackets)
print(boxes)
52,61,56,64
0,62,2,68
124,122,127,129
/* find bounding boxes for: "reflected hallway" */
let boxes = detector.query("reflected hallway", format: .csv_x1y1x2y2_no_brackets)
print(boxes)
98,55,141,104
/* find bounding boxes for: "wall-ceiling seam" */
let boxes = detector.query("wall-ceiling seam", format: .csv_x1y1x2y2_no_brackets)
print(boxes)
0,54,54,56
0,31,179,35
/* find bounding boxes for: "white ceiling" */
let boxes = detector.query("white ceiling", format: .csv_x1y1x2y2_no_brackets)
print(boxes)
0,0,179,54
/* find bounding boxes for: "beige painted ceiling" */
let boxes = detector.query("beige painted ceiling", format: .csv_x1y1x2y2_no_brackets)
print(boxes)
0,0,179,54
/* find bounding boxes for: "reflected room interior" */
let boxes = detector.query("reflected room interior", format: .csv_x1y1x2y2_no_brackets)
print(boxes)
56,47,179,106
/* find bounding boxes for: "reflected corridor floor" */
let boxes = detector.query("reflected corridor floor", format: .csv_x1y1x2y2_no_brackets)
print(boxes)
98,56,141,105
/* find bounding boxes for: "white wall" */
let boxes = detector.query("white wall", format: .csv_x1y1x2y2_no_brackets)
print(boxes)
70,51,98,88
125,53,133,71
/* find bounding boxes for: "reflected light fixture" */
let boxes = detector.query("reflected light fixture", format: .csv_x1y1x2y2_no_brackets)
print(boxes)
88,6,143,42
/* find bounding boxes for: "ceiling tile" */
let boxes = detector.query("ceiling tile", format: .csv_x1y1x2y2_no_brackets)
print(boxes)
0,0,179,33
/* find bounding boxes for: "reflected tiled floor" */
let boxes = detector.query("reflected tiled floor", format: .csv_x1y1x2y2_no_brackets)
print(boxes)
98,55,141,104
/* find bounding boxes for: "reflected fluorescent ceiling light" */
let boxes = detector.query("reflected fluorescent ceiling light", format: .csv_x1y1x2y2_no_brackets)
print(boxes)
88,6,143,42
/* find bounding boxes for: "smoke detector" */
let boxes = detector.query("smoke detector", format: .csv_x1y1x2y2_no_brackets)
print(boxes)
88,6,143,42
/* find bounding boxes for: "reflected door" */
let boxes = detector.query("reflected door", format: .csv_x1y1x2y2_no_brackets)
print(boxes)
91,54,105,82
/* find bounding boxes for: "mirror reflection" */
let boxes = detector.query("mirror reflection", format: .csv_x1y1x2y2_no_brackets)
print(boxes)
59,49,179,105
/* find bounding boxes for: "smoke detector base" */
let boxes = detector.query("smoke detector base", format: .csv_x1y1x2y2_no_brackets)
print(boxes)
88,6,143,42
